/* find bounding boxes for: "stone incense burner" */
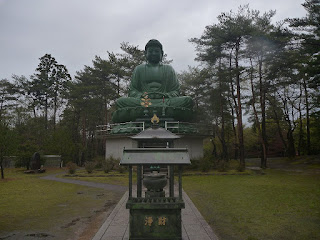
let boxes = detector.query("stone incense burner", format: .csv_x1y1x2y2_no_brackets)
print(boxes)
143,172,167,193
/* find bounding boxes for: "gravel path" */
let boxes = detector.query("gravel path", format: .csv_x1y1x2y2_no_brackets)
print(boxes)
41,173,127,193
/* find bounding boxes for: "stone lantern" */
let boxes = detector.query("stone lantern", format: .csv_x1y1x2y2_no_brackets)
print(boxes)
120,115,191,240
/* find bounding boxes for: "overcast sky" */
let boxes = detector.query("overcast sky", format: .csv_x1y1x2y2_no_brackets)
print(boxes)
0,0,307,80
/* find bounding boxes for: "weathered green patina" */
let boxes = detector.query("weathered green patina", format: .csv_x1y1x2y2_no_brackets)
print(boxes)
127,202,184,240
112,39,194,123
109,120,201,135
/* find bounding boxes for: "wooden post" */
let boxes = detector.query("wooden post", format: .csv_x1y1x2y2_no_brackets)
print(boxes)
169,165,174,197
179,165,182,200
137,165,142,197
129,165,132,200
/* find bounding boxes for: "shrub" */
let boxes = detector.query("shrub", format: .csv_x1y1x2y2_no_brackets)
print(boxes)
66,162,77,174
117,165,126,173
199,155,212,172
217,160,229,172
185,159,200,170
92,156,105,169
102,156,118,173
102,161,111,173
85,161,96,173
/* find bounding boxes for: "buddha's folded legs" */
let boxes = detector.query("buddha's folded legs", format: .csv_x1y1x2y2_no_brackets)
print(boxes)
116,96,193,109
112,96,194,123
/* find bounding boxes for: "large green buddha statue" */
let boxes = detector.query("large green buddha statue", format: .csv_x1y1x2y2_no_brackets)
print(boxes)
112,39,193,123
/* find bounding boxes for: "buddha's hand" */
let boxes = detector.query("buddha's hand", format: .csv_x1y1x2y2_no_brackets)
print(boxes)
148,92,169,99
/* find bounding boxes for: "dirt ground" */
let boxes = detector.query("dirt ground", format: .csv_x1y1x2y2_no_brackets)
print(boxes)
0,198,119,240
75,201,115,240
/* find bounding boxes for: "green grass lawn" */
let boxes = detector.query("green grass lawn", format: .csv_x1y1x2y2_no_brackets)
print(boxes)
0,168,122,239
183,169,320,240
64,162,320,239
1,158,319,240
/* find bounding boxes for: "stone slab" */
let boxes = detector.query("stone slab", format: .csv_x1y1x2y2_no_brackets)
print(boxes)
92,190,219,240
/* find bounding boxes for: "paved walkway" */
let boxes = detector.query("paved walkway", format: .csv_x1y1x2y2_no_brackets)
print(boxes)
41,173,127,193
92,190,219,240
41,173,219,240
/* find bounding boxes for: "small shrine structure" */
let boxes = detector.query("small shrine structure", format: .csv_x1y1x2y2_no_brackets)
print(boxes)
120,116,190,239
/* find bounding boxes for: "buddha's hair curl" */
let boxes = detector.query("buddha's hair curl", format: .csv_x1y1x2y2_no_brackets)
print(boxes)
145,39,163,55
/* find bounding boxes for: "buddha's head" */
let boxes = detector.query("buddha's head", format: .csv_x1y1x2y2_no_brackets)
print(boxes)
145,39,163,64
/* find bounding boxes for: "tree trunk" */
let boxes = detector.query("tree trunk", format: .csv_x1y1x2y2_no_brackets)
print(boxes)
250,59,266,168
81,113,87,165
235,41,245,171
218,59,228,161
53,94,57,131
297,82,304,156
258,58,267,169
220,110,228,161
228,53,239,160
231,107,238,160
45,96,48,130
287,128,296,158
105,101,108,125
117,74,120,96
33,104,37,118
298,104,303,156
303,76,311,154
211,138,217,158
228,97,238,160
0,158,4,179
271,104,287,150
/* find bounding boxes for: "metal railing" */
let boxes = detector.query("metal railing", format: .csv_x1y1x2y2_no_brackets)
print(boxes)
96,122,145,135
165,121,213,135
96,121,213,136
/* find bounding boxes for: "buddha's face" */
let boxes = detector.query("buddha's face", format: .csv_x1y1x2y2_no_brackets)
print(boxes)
145,46,162,64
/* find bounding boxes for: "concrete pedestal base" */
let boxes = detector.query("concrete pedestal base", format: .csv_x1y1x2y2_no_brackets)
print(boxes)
126,199,184,240
105,135,205,160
